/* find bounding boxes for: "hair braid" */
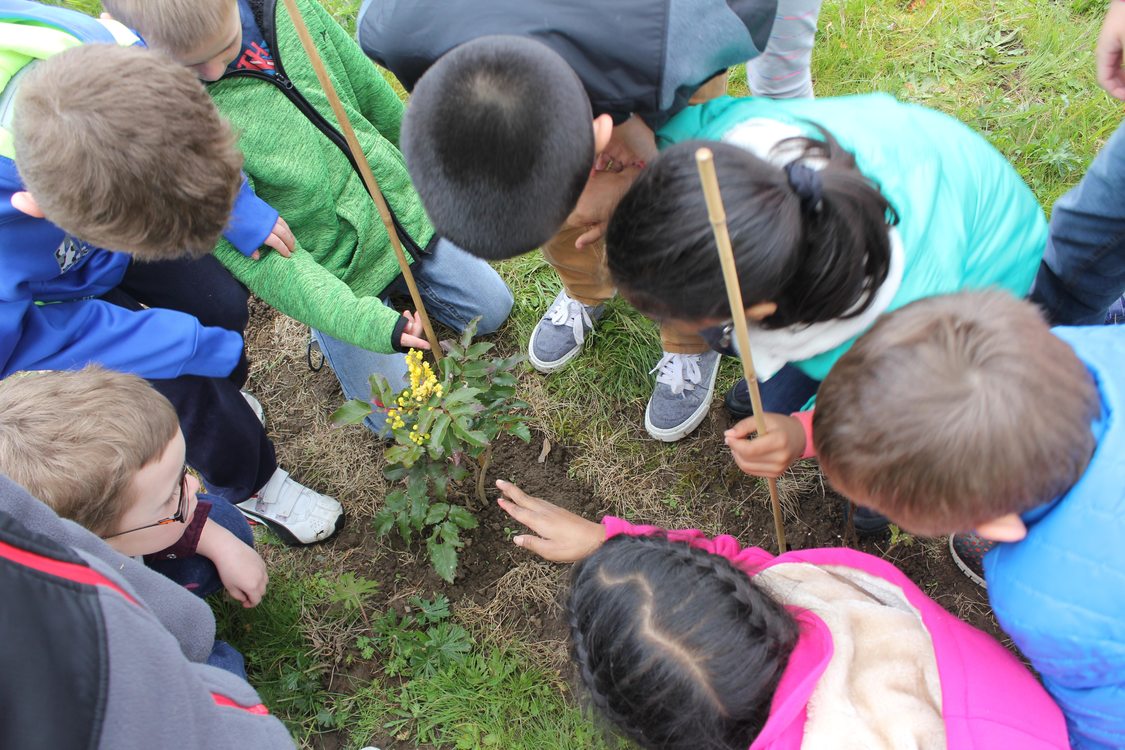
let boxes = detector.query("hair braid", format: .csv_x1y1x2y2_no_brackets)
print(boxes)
568,534,798,750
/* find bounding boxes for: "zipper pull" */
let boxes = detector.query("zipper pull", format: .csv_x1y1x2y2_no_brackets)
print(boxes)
276,73,295,91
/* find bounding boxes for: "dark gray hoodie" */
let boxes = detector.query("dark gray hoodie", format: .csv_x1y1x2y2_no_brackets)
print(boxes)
0,475,295,749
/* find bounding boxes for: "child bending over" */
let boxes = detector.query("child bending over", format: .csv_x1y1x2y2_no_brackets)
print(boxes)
494,479,1069,749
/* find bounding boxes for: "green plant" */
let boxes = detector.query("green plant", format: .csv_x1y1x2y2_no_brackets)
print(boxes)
333,320,531,582
369,595,473,678
887,524,917,549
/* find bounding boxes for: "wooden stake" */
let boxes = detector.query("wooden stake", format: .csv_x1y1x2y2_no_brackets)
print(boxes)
280,0,443,359
695,147,788,553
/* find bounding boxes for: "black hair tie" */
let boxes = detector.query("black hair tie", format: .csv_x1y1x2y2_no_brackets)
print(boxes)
784,161,823,213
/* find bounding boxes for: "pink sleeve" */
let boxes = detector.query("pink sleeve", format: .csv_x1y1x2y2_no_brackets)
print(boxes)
791,408,816,459
602,517,775,572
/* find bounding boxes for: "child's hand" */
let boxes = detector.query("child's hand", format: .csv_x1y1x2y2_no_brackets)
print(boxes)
1099,1,1125,100
724,413,807,478
496,479,605,563
565,166,641,250
198,519,268,608
399,310,431,350
594,115,657,173
250,216,295,260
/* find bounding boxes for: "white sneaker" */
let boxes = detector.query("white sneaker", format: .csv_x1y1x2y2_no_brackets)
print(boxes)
644,350,721,442
236,468,344,545
241,390,266,427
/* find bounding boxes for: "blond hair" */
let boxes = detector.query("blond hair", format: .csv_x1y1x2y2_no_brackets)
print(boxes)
814,290,1099,535
102,0,233,59
0,367,180,536
13,44,242,260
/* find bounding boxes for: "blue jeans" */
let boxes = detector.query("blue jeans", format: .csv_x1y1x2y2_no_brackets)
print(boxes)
312,238,513,434
146,494,255,599
1030,119,1125,326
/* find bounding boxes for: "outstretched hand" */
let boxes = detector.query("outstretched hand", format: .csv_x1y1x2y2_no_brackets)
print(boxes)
495,480,605,562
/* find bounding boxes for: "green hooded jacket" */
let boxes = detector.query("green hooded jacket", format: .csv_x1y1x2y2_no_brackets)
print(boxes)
209,0,433,354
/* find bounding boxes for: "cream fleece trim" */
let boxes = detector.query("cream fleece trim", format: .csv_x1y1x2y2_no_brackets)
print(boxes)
757,562,946,749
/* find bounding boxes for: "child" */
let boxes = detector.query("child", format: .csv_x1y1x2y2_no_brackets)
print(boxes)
0,475,296,749
102,0,514,436
493,480,1070,749
604,93,1046,513
358,0,814,443
0,367,268,620
805,291,1124,750
1,5,343,545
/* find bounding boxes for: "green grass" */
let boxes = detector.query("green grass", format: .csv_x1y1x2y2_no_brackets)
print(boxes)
48,0,1125,747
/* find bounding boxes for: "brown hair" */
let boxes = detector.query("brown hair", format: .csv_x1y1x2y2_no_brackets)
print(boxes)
814,290,1100,535
102,0,234,60
12,44,242,260
0,367,180,536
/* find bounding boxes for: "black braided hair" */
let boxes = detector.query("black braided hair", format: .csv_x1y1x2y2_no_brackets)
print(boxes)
568,534,798,750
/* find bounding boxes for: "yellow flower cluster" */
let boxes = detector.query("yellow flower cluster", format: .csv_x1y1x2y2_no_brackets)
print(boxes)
385,349,442,444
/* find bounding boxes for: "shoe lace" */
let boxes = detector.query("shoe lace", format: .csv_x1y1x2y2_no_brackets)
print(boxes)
546,292,595,346
650,353,704,396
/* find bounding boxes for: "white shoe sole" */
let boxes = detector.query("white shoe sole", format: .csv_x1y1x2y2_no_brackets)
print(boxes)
527,326,585,374
948,535,988,589
236,501,345,546
644,358,721,442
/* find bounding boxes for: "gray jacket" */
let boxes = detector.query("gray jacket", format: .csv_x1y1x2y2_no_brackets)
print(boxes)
0,475,295,749
357,0,777,127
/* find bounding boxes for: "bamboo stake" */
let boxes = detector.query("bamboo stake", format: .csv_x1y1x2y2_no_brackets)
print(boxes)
695,147,788,553
280,0,443,359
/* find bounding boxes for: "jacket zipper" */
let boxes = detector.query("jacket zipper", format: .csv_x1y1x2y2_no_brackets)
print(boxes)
218,0,425,259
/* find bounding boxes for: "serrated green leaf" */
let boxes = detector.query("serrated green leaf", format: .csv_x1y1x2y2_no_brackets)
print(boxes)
373,509,395,537
509,422,532,442
465,341,494,358
329,399,373,425
447,505,478,529
442,386,483,405
424,503,451,525
428,538,458,583
428,413,451,454
383,465,408,482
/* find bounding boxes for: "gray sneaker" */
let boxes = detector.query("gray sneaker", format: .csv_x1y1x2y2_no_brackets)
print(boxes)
528,289,605,373
645,350,722,441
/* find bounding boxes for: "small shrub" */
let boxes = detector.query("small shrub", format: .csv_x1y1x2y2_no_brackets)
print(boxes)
332,319,531,582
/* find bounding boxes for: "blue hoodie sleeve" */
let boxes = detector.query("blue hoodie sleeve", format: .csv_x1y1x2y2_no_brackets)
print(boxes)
0,162,244,379
222,175,279,257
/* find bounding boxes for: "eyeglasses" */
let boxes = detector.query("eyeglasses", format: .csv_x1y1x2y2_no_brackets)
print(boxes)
102,464,191,539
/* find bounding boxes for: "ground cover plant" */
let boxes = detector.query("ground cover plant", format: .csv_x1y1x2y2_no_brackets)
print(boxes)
53,0,1123,746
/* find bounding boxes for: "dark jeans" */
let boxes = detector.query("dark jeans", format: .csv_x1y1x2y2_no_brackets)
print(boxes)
729,364,821,417
1030,119,1125,326
100,255,276,502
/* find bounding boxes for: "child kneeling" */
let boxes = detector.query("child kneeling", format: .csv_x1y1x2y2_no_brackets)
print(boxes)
496,480,1069,749
0,367,267,666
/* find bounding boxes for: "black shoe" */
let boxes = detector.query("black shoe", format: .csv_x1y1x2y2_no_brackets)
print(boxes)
842,500,891,536
724,378,754,421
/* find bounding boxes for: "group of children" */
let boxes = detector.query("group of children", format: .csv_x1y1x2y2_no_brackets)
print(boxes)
0,0,1122,747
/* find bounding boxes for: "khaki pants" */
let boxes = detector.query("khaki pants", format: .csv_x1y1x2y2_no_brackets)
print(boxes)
540,72,731,355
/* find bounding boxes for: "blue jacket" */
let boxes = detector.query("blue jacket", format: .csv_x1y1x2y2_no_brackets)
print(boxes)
0,1,277,379
658,94,1046,382
984,326,1125,750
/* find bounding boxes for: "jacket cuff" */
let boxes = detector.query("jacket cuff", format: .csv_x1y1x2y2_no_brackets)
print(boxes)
144,500,212,562
390,315,409,353
222,176,279,257
791,408,817,459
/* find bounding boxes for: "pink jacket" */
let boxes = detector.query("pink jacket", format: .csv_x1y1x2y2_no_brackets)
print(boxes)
603,517,1069,749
